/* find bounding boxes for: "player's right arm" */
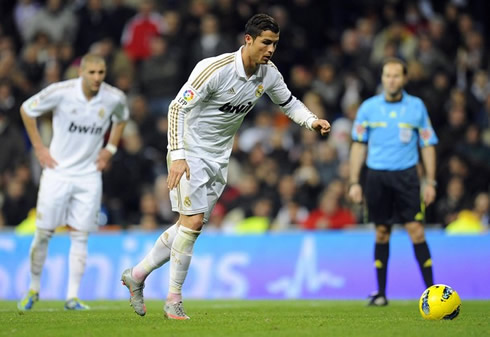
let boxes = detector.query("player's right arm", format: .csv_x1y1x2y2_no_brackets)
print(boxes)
20,106,58,168
20,84,63,168
348,102,370,203
348,142,367,203
166,56,222,190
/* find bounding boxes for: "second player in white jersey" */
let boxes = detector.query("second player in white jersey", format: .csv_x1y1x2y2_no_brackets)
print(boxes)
22,77,129,176
18,54,128,312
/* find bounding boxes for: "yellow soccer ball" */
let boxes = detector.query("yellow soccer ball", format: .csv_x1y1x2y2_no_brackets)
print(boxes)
419,284,461,320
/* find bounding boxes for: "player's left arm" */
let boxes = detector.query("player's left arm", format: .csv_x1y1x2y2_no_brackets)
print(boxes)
418,100,439,206
421,146,436,206
96,121,127,171
96,96,130,171
265,66,330,135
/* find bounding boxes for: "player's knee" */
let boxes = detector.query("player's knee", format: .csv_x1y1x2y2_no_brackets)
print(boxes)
406,222,425,242
173,226,201,255
180,214,204,231
69,231,89,255
375,225,391,242
34,228,54,245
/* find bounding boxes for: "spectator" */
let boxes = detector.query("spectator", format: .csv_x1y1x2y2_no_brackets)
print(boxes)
315,141,339,187
103,122,155,227
106,0,136,47
311,61,342,113
138,35,183,116
14,0,41,42
272,197,309,231
186,14,234,75
435,176,469,227
235,197,274,234
1,177,35,226
121,0,164,63
75,0,110,56
446,192,489,234
302,189,356,230
0,105,26,181
23,0,77,44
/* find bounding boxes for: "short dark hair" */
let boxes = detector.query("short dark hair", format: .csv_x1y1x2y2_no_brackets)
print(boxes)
245,14,280,39
382,57,407,75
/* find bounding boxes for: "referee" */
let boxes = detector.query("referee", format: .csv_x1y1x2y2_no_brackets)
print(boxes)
348,58,438,306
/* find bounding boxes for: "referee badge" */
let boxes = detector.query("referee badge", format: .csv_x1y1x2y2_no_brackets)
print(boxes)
399,128,412,143
420,128,432,141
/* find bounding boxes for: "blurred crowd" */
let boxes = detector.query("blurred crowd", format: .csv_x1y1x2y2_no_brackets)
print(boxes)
0,0,489,233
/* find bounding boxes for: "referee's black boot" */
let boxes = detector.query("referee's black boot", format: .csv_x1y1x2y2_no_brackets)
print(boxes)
367,292,388,306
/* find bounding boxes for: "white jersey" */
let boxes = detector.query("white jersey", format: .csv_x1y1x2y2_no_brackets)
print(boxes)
22,78,129,177
168,47,318,163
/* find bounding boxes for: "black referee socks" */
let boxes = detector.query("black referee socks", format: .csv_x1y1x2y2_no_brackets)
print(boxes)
413,241,434,287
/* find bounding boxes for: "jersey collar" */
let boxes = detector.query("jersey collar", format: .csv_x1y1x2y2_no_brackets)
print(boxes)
235,46,264,81
76,77,103,103
382,90,407,103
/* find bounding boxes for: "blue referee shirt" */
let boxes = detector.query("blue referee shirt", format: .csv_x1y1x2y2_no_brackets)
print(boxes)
351,91,438,171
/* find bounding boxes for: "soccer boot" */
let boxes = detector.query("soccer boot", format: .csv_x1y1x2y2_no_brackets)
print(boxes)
121,268,146,316
367,292,389,306
17,290,39,311
64,298,90,310
164,301,190,320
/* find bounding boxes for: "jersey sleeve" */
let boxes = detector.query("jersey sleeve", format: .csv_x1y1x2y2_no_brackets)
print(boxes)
265,66,318,130
167,59,219,161
351,102,369,143
111,94,130,123
22,83,63,117
417,100,438,147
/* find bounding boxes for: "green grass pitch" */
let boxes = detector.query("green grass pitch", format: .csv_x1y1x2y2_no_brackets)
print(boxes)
1,300,489,337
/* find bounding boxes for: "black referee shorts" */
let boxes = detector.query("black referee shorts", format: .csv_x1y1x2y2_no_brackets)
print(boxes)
365,166,422,225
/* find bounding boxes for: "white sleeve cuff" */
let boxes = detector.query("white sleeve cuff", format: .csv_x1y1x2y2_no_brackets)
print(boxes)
306,116,318,131
170,149,186,161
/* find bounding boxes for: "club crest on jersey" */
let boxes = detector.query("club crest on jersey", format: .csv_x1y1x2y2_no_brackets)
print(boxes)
28,99,39,109
255,84,264,97
219,101,253,114
184,196,192,207
98,108,105,119
183,90,195,102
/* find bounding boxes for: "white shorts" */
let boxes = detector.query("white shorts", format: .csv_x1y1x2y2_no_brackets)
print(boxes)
168,155,228,223
35,170,102,232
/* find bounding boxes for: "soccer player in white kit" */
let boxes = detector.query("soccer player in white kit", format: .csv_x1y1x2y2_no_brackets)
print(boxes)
18,54,129,310
121,14,331,319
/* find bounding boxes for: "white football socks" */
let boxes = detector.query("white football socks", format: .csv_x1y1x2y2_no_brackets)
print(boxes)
132,224,179,283
29,228,54,293
66,231,88,300
168,226,201,298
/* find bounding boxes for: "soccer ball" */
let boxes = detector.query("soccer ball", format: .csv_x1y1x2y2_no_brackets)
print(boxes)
419,284,461,320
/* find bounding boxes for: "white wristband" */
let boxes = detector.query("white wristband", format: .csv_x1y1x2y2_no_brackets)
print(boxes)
105,143,117,155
